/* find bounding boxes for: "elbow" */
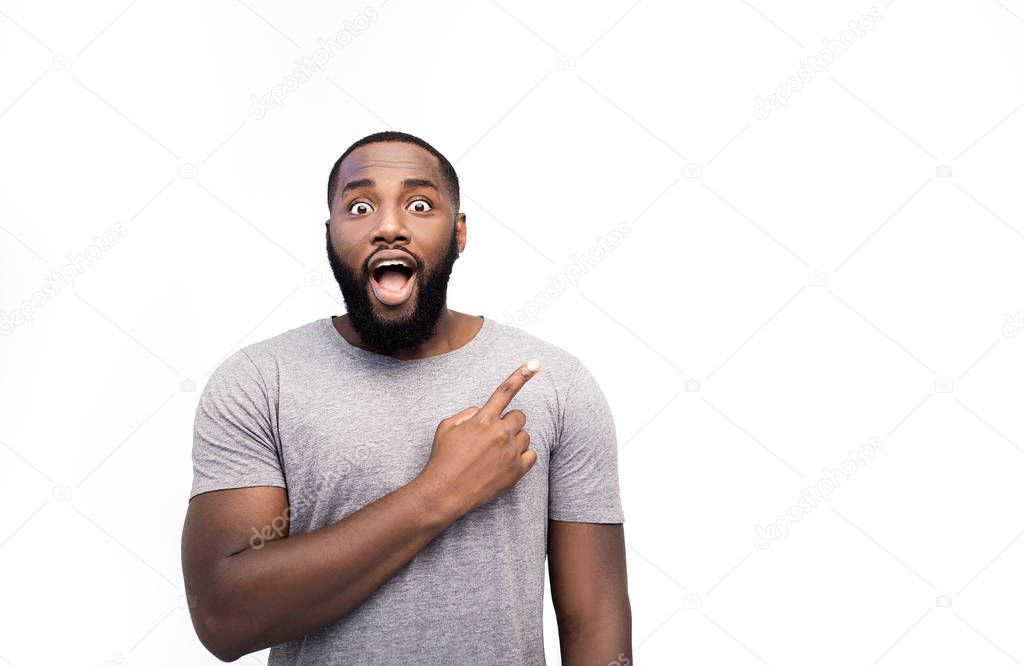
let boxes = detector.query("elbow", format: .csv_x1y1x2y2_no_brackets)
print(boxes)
190,602,252,663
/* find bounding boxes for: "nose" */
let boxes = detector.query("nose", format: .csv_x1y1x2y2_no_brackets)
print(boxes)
371,203,410,245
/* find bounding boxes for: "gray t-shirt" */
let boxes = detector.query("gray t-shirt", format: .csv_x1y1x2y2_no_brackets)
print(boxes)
189,314,624,664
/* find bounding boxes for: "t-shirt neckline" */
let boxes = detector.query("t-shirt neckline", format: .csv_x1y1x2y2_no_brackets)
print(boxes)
322,314,496,367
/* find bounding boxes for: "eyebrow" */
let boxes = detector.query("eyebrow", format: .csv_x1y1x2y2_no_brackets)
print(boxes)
340,178,439,198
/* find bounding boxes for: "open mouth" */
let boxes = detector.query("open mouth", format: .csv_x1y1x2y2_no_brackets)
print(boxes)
369,262,416,306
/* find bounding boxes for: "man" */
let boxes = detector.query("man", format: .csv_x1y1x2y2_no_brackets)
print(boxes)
181,131,631,664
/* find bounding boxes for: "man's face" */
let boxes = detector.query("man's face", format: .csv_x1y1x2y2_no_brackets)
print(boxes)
325,141,466,354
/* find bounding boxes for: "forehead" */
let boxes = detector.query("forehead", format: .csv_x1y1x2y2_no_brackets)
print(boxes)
338,142,440,185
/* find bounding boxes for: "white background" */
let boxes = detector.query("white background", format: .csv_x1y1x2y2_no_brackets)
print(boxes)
2,0,1024,664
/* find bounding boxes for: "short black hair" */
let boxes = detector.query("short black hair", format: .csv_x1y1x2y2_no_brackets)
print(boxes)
327,131,460,214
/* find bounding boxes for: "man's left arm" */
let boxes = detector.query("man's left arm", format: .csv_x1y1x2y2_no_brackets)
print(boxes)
549,520,632,665
547,358,631,664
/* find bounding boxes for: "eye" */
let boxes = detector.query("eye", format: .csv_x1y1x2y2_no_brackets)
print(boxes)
408,199,432,213
348,201,373,215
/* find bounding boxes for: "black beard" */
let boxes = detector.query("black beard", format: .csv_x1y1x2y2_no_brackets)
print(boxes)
325,227,459,355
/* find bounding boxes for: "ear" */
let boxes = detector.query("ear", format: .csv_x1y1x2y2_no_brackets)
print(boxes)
455,212,467,255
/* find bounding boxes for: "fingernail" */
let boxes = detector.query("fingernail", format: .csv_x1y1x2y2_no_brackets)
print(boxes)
526,359,540,373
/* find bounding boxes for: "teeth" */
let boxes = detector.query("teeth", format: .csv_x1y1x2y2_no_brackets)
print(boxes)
374,259,412,270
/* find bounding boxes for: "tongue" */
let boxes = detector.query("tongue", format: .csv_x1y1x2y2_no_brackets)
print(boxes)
377,269,410,291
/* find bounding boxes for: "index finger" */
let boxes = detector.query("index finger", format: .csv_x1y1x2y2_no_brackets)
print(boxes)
479,359,541,419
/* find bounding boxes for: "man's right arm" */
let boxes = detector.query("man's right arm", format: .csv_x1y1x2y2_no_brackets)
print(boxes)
181,359,542,662
181,475,462,662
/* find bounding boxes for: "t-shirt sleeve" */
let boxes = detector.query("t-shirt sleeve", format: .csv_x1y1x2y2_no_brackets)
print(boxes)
189,349,287,501
548,359,625,523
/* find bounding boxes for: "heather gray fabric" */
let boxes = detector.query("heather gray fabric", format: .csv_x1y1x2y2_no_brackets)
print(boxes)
189,314,624,665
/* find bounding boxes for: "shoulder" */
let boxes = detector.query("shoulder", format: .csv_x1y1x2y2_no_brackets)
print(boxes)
241,318,325,359
212,318,327,384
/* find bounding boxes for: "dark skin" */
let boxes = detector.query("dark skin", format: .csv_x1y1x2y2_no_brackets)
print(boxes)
180,141,631,663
